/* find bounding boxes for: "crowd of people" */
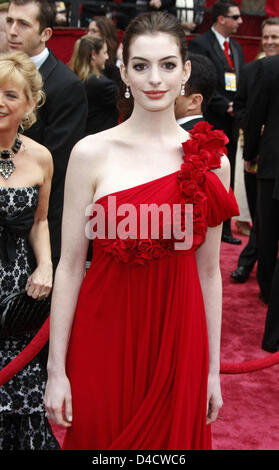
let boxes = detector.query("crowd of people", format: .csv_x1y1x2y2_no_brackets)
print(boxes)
0,0,278,451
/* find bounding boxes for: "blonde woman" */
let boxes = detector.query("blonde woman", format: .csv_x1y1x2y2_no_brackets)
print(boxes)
0,51,59,449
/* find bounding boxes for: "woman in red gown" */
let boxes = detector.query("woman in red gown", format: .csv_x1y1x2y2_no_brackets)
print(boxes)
45,12,239,450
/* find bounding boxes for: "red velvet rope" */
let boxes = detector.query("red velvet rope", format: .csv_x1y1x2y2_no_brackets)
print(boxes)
220,351,279,374
1,322,279,386
0,318,50,387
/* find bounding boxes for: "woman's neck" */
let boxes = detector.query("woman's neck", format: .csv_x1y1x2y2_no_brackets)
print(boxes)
126,104,181,140
90,65,101,78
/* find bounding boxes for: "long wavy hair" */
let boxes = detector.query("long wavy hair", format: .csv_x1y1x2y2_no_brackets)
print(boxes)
69,34,105,81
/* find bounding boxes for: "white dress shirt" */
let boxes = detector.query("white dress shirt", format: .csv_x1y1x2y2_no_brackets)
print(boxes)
176,115,203,126
30,47,49,69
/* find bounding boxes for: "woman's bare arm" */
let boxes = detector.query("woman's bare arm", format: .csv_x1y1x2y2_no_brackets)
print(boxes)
195,155,230,424
26,146,53,299
45,136,100,427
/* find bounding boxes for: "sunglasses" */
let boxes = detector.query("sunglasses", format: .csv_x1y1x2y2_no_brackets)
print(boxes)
224,15,241,20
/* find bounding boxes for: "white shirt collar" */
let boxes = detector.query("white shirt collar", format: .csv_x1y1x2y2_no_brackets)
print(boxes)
211,26,230,50
176,115,203,125
30,47,49,69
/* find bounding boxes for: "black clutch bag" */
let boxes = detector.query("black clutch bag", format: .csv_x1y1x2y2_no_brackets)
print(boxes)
0,290,51,337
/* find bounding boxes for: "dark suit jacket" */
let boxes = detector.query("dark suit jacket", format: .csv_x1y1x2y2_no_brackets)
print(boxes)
84,73,119,136
179,116,204,131
233,58,262,128
24,50,88,265
242,55,279,199
188,30,244,137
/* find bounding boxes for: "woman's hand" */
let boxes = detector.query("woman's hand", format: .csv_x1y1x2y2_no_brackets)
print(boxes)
25,262,53,299
44,373,73,428
206,373,223,424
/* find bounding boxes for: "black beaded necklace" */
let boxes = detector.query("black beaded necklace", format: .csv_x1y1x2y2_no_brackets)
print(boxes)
0,135,22,179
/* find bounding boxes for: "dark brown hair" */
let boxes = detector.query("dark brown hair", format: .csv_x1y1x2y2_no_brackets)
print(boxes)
9,0,56,32
122,11,188,66
185,53,217,113
211,1,240,23
118,11,188,120
90,16,119,64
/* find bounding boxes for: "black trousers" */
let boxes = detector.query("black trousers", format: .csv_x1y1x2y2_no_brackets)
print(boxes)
256,179,279,301
244,170,257,221
237,220,258,271
222,128,238,237
262,258,279,351
237,171,258,271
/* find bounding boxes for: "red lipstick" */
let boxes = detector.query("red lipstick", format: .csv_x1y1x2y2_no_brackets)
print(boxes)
143,90,167,100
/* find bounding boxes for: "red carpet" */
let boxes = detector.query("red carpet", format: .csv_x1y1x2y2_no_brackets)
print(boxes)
51,221,279,450
213,221,279,450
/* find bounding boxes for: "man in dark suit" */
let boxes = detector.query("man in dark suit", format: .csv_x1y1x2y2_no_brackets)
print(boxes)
231,17,279,284
242,55,279,310
6,0,88,272
188,0,244,244
175,53,217,131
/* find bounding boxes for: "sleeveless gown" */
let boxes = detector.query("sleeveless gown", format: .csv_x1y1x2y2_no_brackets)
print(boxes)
0,185,60,450
63,123,239,450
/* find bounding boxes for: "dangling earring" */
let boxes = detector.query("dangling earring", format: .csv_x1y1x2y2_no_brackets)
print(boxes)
24,113,31,124
181,84,185,96
20,113,31,130
124,86,130,99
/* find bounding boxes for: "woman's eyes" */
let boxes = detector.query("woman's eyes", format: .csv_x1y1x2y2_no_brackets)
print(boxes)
6,92,17,99
133,62,177,71
162,62,176,70
133,63,147,71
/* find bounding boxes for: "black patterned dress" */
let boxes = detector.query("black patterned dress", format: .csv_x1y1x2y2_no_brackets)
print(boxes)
0,186,60,450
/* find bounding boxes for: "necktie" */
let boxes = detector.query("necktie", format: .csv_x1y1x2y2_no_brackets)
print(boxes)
224,40,234,70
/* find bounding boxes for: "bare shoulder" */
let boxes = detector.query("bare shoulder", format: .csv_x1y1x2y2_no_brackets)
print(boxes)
68,129,114,169
22,134,51,155
70,125,126,163
211,154,230,192
22,134,51,161
66,128,119,190
22,135,53,172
